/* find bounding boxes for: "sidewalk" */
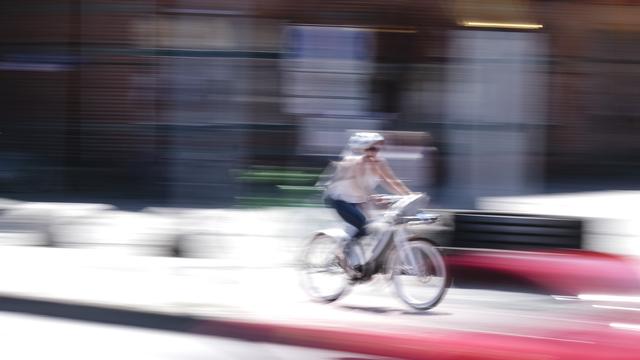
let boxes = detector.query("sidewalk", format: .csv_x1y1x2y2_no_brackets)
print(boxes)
0,200,341,263
0,199,451,264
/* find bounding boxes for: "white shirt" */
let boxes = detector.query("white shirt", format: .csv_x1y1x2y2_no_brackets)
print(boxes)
326,155,381,204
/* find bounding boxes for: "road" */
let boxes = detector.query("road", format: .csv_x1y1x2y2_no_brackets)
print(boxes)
0,246,638,338
0,311,394,360
1,246,640,359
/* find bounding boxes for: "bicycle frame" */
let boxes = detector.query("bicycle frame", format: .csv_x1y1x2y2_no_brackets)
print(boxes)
360,222,414,278
314,193,435,279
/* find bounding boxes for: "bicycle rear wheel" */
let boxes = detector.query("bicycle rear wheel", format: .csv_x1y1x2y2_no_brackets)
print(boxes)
391,239,448,310
300,234,350,302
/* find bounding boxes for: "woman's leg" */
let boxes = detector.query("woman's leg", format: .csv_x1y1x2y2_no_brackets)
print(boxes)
325,198,367,276
329,198,367,239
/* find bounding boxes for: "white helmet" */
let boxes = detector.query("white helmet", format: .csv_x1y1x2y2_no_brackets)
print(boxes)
347,132,384,151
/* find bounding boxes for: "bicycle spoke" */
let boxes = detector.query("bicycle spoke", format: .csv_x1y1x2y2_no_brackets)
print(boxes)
392,241,448,310
300,235,350,302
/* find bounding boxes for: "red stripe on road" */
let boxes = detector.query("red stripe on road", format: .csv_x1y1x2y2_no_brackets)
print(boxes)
193,318,639,360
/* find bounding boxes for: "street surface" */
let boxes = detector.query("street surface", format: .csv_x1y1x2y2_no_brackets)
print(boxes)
2,199,640,358
0,311,394,360
1,246,639,345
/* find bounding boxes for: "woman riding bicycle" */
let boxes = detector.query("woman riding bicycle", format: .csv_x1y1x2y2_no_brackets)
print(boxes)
323,132,412,271
304,133,447,308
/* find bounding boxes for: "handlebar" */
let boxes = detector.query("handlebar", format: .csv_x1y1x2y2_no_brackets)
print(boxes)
371,193,425,209
370,193,439,224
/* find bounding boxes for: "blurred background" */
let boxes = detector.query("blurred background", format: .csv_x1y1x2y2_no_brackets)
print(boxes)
2,1,640,359
1,0,639,210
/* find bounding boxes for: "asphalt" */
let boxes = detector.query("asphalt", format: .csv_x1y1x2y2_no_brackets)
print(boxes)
2,244,640,360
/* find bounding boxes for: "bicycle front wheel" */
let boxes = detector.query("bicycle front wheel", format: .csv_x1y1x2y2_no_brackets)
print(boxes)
391,239,448,310
300,234,350,302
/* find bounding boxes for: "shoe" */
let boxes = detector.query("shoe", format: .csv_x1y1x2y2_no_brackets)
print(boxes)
352,264,363,274
347,263,366,281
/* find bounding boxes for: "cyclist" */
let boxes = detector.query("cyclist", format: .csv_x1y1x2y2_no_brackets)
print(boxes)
323,132,412,275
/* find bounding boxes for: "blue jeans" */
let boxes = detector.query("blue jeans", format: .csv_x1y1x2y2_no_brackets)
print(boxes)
326,197,367,239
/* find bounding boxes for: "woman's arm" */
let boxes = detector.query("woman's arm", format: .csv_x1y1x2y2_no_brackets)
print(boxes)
375,159,411,195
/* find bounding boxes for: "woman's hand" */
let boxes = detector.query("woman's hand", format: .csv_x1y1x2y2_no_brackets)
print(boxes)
369,194,393,208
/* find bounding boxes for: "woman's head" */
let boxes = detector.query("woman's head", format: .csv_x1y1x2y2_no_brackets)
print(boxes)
348,132,384,155
364,143,381,157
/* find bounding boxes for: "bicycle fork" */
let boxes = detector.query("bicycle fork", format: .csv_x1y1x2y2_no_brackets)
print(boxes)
393,227,427,277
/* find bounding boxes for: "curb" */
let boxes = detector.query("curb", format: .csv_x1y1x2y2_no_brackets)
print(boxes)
1,294,637,360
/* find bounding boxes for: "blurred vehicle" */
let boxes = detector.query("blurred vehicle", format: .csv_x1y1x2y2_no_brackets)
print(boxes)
447,248,640,296
432,210,640,296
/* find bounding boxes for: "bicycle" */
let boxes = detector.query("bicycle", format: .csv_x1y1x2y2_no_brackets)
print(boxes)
300,193,449,310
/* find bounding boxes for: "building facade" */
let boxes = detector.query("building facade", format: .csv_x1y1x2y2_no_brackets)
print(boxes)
1,0,639,206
